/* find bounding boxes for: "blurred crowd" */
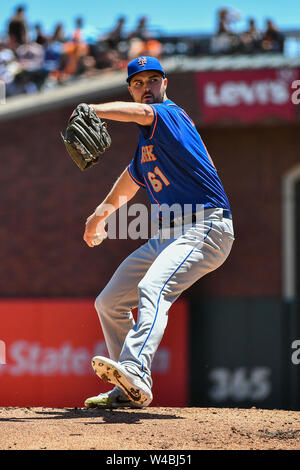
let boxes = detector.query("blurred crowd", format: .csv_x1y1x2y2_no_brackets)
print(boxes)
210,8,284,54
0,6,163,97
0,5,287,98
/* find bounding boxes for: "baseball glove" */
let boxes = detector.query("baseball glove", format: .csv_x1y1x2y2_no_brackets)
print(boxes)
61,103,111,170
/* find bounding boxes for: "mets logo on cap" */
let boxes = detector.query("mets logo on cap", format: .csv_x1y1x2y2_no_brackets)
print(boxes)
126,56,165,83
138,56,147,67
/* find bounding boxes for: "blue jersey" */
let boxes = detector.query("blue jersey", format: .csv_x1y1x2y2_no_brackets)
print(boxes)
127,99,230,217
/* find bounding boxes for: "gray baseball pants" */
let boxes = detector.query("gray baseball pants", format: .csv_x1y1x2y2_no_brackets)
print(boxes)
94,208,234,391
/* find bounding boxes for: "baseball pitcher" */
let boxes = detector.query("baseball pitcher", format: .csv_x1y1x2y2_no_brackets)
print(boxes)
64,56,235,408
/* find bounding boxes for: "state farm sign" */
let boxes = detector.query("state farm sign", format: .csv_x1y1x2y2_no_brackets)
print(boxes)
0,299,188,407
1,340,170,377
196,69,300,125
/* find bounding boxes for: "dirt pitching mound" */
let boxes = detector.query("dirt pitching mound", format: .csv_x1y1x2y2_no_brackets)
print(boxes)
0,406,299,451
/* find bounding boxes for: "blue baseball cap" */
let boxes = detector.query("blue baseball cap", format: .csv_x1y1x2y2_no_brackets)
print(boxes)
127,56,165,83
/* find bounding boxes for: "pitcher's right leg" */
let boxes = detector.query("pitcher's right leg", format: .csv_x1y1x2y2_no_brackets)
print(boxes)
85,239,158,409
94,238,159,362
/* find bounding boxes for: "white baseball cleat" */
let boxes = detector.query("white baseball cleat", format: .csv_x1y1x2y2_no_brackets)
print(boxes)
91,356,153,407
84,386,143,409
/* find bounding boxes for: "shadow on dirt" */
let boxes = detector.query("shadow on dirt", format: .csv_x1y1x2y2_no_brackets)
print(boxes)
0,407,184,424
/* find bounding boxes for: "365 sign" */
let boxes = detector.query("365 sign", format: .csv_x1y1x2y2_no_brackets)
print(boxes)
196,68,300,125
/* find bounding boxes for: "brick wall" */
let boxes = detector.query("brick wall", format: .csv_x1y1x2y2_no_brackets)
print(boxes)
195,124,300,297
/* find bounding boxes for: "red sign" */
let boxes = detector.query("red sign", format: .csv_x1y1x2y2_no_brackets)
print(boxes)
195,68,300,125
0,298,188,407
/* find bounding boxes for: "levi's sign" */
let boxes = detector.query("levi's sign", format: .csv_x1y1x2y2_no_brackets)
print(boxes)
196,68,300,125
205,80,289,107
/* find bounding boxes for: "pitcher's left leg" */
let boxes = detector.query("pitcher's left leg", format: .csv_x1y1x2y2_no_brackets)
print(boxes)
118,218,234,390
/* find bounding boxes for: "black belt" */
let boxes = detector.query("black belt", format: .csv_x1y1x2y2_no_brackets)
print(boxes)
159,208,232,229
223,209,232,220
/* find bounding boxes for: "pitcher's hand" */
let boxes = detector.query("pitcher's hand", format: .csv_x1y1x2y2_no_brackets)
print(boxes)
84,214,107,247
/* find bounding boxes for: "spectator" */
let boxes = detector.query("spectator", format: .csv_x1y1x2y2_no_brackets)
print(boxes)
127,37,146,60
73,17,84,42
0,40,22,96
92,16,128,69
127,16,157,60
144,38,162,59
15,40,48,92
43,31,64,77
93,40,123,71
216,8,241,35
106,16,126,49
45,21,95,85
211,7,241,54
127,36,162,62
216,8,232,34
59,35,90,80
129,16,151,41
51,23,66,43
34,24,48,46
240,18,262,53
261,19,284,52
7,5,27,48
